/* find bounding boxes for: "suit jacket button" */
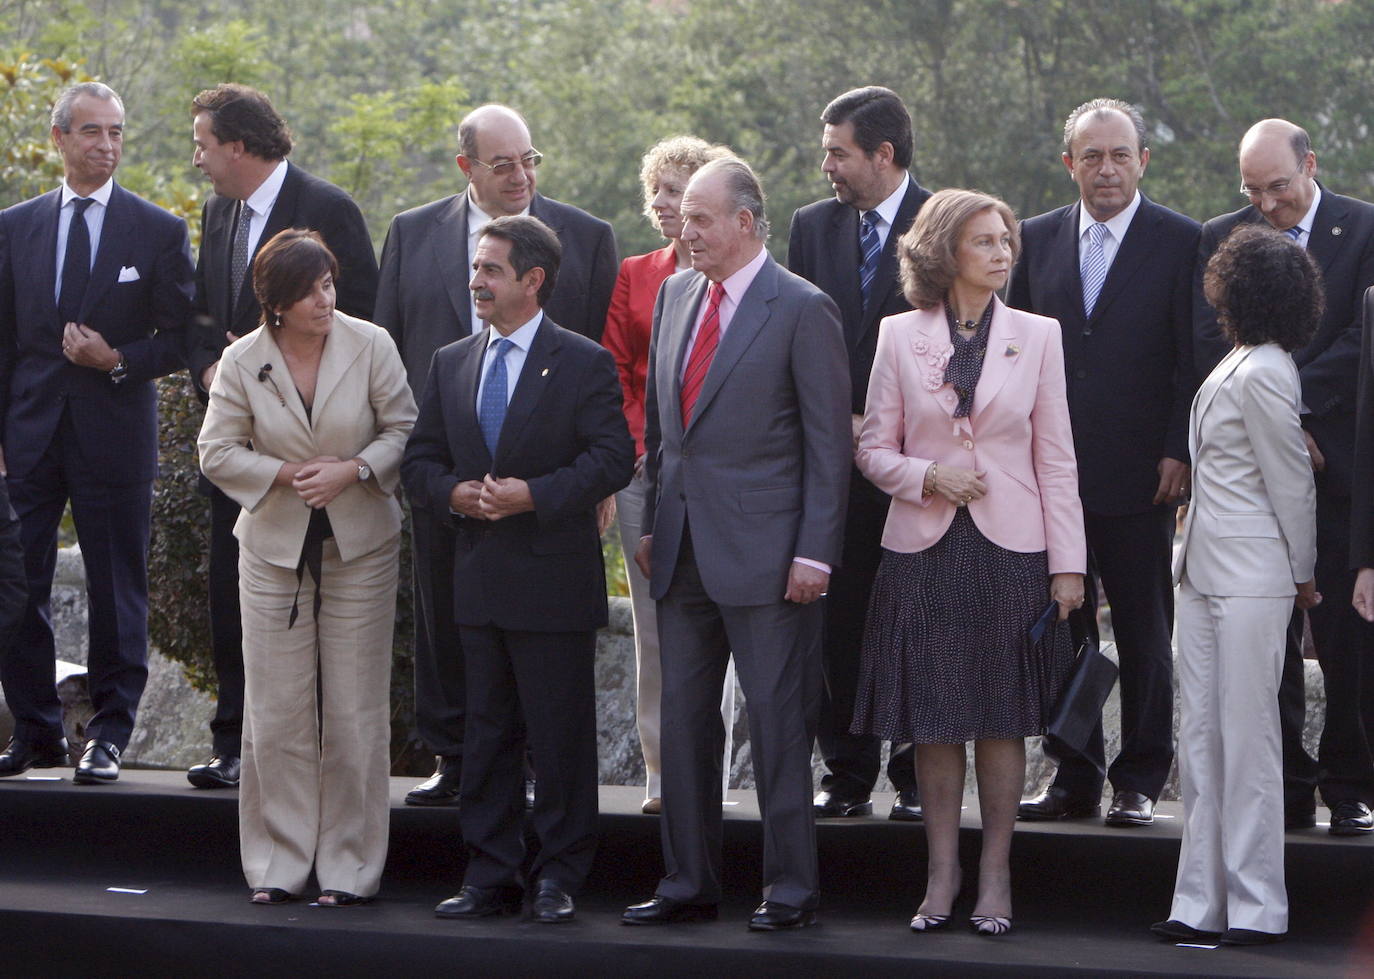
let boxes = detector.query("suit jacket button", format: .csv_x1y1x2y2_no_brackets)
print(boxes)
962,439,974,450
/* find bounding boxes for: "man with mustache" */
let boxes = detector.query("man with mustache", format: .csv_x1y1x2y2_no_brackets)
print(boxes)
1008,98,1200,830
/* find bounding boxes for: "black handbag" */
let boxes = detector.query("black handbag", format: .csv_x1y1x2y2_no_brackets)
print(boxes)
1030,584,1120,763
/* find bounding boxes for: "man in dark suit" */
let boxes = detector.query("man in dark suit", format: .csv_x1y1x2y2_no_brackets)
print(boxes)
376,104,618,806
621,158,851,931
1199,119,1374,836
183,83,378,790
0,82,194,782
1008,98,1199,828
787,85,931,822
402,215,632,923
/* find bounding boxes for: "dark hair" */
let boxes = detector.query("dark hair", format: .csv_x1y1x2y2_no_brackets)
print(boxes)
192,84,293,160
478,215,561,307
821,86,913,170
252,230,339,328
1062,98,1148,157
898,189,1020,309
1203,224,1323,352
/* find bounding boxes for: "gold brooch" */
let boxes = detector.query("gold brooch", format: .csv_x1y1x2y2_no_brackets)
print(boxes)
1005,344,1020,357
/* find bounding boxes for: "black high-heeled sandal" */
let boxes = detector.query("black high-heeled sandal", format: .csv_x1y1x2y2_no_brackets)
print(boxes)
909,912,951,932
316,890,374,908
249,888,293,905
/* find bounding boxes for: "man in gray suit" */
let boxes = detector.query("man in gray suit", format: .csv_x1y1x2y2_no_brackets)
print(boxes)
620,157,851,931
374,104,618,805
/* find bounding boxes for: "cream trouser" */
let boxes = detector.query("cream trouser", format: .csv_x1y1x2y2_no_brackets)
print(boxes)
617,471,735,800
238,535,398,897
1169,578,1289,934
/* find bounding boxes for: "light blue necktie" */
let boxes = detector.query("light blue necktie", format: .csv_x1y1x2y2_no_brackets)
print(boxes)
478,337,513,454
859,210,882,308
1286,226,1303,244
1080,221,1110,317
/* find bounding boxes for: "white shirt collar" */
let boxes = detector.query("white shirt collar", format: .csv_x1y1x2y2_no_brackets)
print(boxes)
718,244,769,307
468,191,530,231
1077,190,1142,242
864,172,910,230
243,159,289,218
61,177,113,207
1292,185,1322,238
486,310,542,352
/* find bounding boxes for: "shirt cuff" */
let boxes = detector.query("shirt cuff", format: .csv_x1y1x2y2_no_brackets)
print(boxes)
792,556,830,574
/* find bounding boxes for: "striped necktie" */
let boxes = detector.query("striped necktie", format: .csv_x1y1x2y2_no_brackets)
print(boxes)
859,210,882,308
1080,221,1110,317
681,281,725,426
1285,226,1303,244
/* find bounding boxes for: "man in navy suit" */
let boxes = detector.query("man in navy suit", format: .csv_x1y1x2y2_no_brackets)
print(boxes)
376,104,618,806
402,215,632,923
1008,98,1199,828
0,82,194,782
1198,119,1374,836
183,83,378,790
787,86,931,822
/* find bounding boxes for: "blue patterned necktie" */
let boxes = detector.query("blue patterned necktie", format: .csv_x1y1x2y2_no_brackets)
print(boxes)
859,210,882,308
1080,221,1110,317
479,337,513,454
1285,226,1303,244
58,197,94,324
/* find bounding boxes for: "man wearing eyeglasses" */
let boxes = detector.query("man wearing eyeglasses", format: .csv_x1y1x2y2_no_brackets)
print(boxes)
375,103,618,807
1196,118,1374,837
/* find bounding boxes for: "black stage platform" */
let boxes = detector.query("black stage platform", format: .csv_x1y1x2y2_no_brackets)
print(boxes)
1,773,1371,977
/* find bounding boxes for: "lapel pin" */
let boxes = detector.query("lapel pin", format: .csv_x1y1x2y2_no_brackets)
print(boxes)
541,367,549,376
1005,344,1020,356
1332,226,1343,236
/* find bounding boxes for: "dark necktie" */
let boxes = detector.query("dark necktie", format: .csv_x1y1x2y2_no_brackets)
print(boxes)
1286,226,1303,244
681,281,725,426
858,210,881,308
479,337,514,454
230,201,253,316
58,197,94,324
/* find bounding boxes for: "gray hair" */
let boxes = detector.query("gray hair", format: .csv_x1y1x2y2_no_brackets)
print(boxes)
1062,98,1147,157
695,156,770,241
51,82,124,132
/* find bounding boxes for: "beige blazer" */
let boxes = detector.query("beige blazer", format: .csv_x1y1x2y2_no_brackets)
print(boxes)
1173,342,1317,597
198,311,417,569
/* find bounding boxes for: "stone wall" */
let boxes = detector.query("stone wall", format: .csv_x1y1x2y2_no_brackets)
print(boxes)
3,547,1326,803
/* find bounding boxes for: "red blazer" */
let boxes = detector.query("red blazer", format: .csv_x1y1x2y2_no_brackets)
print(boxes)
857,300,1086,574
602,244,678,456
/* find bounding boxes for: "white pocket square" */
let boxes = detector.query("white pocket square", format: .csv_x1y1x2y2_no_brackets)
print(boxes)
117,266,140,283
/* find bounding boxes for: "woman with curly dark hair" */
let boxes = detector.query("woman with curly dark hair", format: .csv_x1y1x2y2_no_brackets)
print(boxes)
1153,223,1322,946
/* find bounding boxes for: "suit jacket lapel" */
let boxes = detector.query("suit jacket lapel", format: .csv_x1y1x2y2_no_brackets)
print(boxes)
32,190,61,323
202,196,235,327
453,331,490,469
80,183,126,321
493,316,557,465
666,275,709,438
686,258,778,431
1051,207,1086,328
971,300,1019,418
310,314,367,421
1191,344,1252,454
914,311,957,422
1087,197,1157,327
1306,186,1347,277
432,194,472,334
826,205,863,347
250,326,313,434
861,177,924,333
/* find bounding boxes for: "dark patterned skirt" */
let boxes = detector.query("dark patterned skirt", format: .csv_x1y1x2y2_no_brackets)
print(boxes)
851,507,1076,744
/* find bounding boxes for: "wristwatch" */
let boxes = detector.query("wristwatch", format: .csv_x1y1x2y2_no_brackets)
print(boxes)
357,462,372,482
108,352,128,385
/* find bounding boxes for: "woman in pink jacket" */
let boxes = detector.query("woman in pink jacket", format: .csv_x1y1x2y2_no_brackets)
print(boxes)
853,189,1086,937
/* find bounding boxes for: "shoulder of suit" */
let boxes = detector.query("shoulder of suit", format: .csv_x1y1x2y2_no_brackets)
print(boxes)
388,193,463,228
790,196,844,227
542,318,607,359
331,310,390,341
1136,196,1202,235
1201,204,1253,239
1,186,60,220
621,247,673,275
110,183,186,228
1019,203,1077,238
534,194,612,234
1002,302,1061,335
287,164,359,207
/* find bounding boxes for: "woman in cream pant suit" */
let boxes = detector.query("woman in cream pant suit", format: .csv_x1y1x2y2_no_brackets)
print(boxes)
1161,226,1321,944
200,231,416,904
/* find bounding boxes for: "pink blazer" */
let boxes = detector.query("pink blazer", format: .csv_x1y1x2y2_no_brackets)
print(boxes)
856,300,1086,574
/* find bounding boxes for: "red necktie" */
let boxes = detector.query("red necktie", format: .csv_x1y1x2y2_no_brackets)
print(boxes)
680,281,725,426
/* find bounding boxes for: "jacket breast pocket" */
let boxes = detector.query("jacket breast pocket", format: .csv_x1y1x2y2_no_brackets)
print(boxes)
739,485,801,513
1214,512,1281,539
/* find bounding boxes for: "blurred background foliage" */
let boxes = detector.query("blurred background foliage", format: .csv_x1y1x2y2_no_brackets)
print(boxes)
4,0,1370,768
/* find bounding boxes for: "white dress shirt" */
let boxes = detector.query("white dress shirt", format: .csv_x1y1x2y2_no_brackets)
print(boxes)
859,172,910,254
476,311,542,410
1076,190,1142,272
237,159,290,258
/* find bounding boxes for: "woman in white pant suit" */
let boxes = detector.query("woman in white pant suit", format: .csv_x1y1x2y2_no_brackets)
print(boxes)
200,230,416,907
1155,224,1321,946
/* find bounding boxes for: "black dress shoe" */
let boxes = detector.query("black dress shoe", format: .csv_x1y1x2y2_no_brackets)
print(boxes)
405,756,461,807
0,737,69,777
532,880,575,923
1220,927,1286,946
73,741,120,784
748,901,816,931
434,885,522,918
1150,919,1221,942
187,754,240,789
1328,799,1374,836
1105,790,1155,827
1017,786,1100,821
889,788,923,822
622,896,719,925
813,788,873,817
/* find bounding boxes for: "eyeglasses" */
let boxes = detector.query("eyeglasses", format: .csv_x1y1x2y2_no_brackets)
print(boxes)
1239,162,1305,201
469,150,543,177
